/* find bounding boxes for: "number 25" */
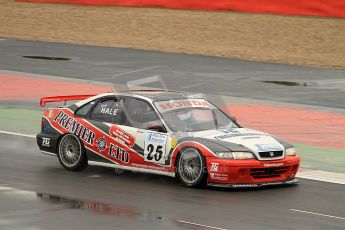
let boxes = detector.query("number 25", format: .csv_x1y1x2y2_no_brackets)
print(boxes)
147,144,163,161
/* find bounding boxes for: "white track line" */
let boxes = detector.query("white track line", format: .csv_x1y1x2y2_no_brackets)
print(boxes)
290,209,345,220
177,220,229,230
297,170,345,185
0,130,35,138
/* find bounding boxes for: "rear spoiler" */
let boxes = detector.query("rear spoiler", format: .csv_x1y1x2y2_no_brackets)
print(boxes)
40,94,96,107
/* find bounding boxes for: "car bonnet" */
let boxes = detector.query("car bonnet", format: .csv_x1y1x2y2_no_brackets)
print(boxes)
192,128,285,158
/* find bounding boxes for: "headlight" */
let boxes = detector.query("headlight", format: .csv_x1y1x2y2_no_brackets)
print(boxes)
216,151,254,160
216,152,234,159
285,147,296,156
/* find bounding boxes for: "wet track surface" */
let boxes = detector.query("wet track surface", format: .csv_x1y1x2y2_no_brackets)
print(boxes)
0,134,344,230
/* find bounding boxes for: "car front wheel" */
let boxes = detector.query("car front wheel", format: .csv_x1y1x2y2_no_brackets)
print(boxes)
176,148,207,187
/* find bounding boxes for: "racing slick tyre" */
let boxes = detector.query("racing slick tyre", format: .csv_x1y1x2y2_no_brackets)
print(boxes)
176,148,207,187
57,134,87,171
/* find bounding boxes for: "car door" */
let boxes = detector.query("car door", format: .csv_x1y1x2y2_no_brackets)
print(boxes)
87,97,133,164
117,96,172,167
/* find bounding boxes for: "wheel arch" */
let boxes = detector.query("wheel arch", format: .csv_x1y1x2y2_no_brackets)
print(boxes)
171,141,214,174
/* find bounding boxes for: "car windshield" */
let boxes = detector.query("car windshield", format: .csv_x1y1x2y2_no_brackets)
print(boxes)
155,99,238,132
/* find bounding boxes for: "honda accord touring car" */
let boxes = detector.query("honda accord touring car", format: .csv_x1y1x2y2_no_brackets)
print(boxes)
37,90,300,188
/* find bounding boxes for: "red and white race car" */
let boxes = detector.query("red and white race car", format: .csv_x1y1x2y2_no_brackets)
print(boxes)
37,90,300,188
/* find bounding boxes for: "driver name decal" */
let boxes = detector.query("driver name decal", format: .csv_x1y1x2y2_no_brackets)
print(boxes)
100,105,118,116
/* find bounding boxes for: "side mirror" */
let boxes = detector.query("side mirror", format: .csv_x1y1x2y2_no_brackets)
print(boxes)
148,125,166,133
146,122,166,133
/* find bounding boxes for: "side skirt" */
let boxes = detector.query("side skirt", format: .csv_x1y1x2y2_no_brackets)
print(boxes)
41,150,57,157
88,161,176,178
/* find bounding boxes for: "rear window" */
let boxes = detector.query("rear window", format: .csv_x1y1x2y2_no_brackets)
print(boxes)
75,101,96,116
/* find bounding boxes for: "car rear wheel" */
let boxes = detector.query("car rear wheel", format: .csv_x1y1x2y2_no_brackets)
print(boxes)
58,134,87,171
176,148,207,187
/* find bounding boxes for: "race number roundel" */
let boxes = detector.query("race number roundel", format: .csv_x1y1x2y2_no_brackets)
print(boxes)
144,132,168,164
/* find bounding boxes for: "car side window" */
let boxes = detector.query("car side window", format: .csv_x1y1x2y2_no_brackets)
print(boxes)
214,110,235,129
90,99,121,124
122,97,162,130
75,100,96,116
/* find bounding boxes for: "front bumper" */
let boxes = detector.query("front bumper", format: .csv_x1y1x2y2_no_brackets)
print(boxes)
206,155,300,186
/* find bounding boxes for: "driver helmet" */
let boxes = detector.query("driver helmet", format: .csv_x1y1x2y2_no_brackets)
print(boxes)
176,110,192,121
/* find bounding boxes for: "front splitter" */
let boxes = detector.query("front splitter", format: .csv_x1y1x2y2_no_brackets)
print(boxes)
207,178,299,188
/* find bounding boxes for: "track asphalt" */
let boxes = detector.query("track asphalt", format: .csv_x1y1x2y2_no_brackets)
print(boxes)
0,134,344,230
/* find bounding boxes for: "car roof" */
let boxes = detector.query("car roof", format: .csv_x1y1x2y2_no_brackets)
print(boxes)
97,90,204,102
127,90,204,102
75,90,205,108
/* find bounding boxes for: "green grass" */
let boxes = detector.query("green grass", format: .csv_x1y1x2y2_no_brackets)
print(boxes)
295,143,345,173
0,108,42,134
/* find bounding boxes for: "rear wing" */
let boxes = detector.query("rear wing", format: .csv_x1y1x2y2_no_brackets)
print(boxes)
40,94,96,107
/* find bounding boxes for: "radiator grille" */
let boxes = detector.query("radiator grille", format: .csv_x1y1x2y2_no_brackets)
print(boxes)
250,166,288,179
259,150,283,158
